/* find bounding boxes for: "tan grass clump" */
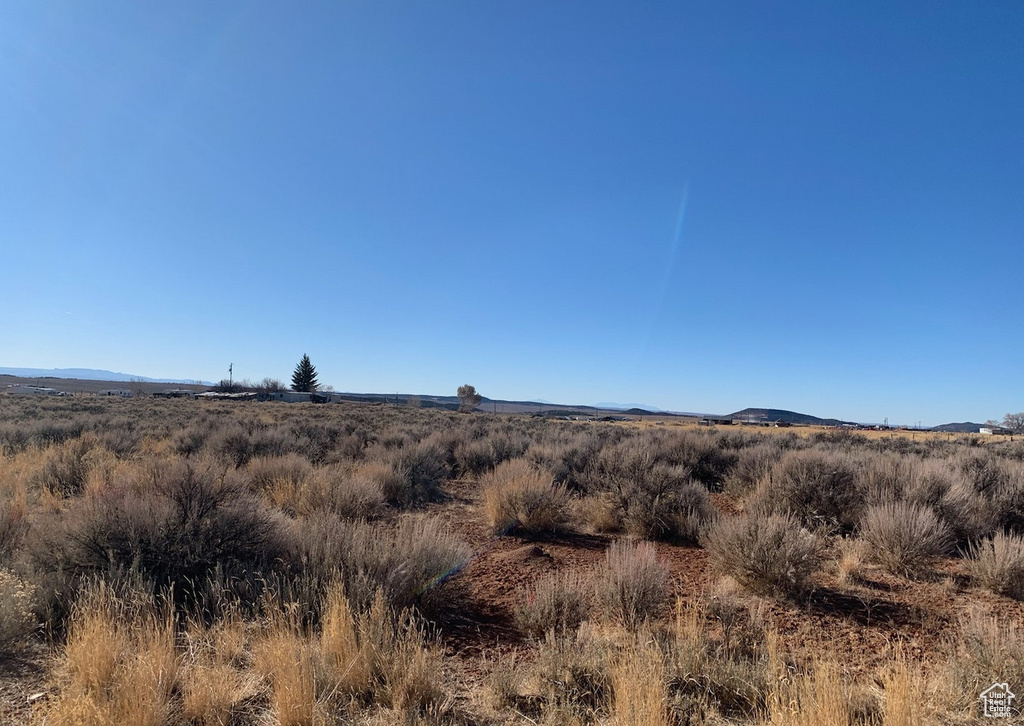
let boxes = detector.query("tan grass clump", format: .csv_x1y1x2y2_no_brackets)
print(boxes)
609,636,670,726
43,582,180,726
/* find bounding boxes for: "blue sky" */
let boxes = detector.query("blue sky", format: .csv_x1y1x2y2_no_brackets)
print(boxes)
2,2,1021,425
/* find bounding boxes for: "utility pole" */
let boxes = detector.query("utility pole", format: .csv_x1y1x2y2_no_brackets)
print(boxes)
228,363,233,388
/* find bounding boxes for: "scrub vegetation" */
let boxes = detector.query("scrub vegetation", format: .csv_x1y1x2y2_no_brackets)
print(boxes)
1,394,1023,723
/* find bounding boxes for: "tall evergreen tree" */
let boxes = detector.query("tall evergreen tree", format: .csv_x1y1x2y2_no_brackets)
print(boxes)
290,354,319,392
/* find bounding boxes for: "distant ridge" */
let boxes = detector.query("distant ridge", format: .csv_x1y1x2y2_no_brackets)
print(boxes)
595,402,664,412
931,422,989,433
0,367,209,385
728,407,858,427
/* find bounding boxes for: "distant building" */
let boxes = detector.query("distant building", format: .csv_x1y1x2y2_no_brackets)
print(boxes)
195,392,258,401
152,389,196,399
6,385,60,396
98,389,132,398
980,426,1012,435
698,416,733,426
269,391,336,403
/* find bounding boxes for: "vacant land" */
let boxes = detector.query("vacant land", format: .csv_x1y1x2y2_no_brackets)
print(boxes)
0,395,1021,724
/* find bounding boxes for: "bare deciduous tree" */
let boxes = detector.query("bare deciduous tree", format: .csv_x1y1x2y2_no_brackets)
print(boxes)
1003,413,1024,434
457,384,482,413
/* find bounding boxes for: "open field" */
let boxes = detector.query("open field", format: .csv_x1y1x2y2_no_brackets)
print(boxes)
0,395,1022,724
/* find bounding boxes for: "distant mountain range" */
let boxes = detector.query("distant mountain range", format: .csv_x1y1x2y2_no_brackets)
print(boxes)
0,367,211,386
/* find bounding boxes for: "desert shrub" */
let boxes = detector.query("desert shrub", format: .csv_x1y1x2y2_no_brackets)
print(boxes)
91,417,142,458
956,451,1009,495
593,540,669,628
296,515,471,613
301,465,386,519
988,465,1024,535
859,453,916,505
528,431,607,492
859,501,950,578
664,431,738,491
32,435,104,497
482,458,569,536
625,480,718,543
754,449,862,533
903,460,960,508
209,421,293,468
965,531,1024,600
515,569,590,639
583,440,709,541
724,443,784,497
21,419,87,449
454,432,529,478
937,476,998,546
0,568,36,655
454,438,493,478
171,422,213,457
811,428,867,447
29,458,290,612
247,453,313,494
702,512,821,598
288,421,343,464
385,438,452,506
208,423,258,467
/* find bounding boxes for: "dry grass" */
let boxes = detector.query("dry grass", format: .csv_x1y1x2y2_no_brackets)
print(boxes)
180,613,260,726
6,397,1024,726
593,540,670,628
514,568,591,639
964,530,1024,599
0,568,36,655
43,581,181,726
481,457,569,536
764,657,849,726
609,636,670,726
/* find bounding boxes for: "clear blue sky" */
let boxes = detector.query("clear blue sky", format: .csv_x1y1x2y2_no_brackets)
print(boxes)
2,2,1021,425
